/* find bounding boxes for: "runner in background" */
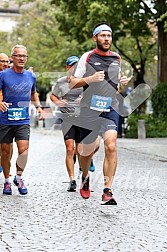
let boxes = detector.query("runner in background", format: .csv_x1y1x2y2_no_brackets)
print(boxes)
0,53,13,174
50,56,97,192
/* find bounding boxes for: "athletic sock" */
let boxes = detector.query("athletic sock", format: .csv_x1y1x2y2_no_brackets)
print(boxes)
16,175,22,181
5,178,10,183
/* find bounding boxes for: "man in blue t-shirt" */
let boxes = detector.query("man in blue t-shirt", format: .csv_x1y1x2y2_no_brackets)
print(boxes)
0,44,43,195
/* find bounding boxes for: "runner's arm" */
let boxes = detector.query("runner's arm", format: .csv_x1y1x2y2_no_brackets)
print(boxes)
31,91,41,107
0,90,12,111
31,91,43,117
69,71,105,89
50,93,67,107
0,90,2,102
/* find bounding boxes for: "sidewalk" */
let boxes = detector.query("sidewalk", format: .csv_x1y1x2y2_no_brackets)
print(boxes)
117,137,167,160
36,126,167,159
36,117,167,158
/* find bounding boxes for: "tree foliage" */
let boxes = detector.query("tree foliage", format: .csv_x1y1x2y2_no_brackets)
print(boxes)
9,0,81,99
3,0,167,100
50,0,167,85
11,0,80,72
158,12,167,32
0,32,12,56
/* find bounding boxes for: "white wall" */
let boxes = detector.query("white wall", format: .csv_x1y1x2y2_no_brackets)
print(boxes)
0,12,19,32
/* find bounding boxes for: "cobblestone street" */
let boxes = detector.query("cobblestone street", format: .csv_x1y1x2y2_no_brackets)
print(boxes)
0,128,167,252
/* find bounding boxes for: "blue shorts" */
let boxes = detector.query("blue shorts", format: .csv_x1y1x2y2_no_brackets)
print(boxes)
79,108,119,144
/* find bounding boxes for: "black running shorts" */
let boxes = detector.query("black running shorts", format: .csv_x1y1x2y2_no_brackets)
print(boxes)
0,124,30,143
61,114,82,143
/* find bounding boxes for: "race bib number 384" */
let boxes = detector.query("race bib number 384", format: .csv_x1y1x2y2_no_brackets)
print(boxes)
90,95,112,112
8,108,26,120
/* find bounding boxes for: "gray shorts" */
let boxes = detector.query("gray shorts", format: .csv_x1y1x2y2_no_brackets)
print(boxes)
0,124,30,144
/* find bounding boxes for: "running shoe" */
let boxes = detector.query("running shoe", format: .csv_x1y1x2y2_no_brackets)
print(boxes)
13,176,28,195
89,159,95,172
0,165,2,173
67,180,77,192
3,181,12,195
102,188,117,205
80,175,90,199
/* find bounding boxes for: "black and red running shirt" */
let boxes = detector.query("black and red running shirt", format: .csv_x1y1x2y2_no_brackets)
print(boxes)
73,49,121,108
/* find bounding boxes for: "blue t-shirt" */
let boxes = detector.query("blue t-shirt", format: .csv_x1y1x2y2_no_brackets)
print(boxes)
0,68,36,125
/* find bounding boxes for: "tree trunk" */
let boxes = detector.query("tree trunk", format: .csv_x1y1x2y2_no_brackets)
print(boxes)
133,70,146,113
158,21,167,83
134,70,145,88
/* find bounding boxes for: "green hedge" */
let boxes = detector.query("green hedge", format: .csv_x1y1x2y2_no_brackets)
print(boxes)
125,82,167,138
151,82,167,120
125,113,167,138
